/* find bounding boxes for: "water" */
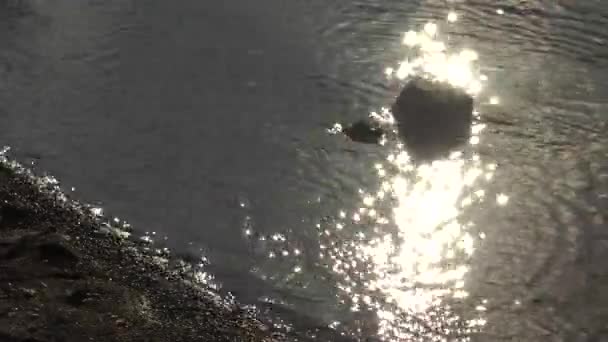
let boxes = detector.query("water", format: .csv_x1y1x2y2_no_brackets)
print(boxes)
2,0,608,340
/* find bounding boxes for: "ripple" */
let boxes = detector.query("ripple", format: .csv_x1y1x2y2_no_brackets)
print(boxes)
244,15,504,340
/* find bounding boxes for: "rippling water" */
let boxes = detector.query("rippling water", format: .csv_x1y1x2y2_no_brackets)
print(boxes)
1,0,608,340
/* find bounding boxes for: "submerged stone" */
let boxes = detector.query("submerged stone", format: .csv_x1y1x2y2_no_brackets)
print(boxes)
342,119,385,144
392,77,473,160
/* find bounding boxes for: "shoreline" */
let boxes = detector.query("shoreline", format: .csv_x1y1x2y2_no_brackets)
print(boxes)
0,158,274,341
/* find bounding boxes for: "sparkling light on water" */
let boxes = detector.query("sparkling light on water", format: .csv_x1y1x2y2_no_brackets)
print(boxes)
320,16,499,340
447,12,458,23
316,140,492,340
496,193,510,206
240,14,509,341
392,21,485,96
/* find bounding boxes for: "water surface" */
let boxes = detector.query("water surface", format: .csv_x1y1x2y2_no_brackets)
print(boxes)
1,0,607,340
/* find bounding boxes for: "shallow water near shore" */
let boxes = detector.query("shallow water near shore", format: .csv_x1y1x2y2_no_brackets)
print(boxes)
1,0,608,340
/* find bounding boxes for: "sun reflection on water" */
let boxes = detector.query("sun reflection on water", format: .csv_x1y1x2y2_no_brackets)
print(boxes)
321,142,494,339
324,16,500,340
243,14,507,341
390,18,485,97
324,17,501,339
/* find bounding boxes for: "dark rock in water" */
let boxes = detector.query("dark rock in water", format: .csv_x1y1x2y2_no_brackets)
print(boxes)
392,77,473,160
343,119,385,144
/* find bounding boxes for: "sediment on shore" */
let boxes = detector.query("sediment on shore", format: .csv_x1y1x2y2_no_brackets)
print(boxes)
0,160,274,342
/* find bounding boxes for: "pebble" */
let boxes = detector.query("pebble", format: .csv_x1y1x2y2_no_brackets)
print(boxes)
20,288,37,298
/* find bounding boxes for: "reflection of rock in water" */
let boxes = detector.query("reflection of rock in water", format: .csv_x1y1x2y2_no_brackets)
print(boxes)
342,119,385,144
393,78,473,160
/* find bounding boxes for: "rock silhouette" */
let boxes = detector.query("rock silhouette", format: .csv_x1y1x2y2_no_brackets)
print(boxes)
392,77,473,160
342,78,474,160
342,119,385,144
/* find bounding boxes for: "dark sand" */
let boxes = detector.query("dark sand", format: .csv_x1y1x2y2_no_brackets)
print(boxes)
0,162,274,342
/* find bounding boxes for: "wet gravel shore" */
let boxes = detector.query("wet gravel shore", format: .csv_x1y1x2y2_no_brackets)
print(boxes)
0,162,274,342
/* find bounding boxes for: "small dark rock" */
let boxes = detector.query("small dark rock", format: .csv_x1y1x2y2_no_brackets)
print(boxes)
20,288,37,298
0,204,30,228
4,234,79,268
37,239,79,266
66,288,89,306
392,77,474,160
343,119,385,144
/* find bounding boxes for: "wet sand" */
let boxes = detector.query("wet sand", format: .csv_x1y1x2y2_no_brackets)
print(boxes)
0,163,273,342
